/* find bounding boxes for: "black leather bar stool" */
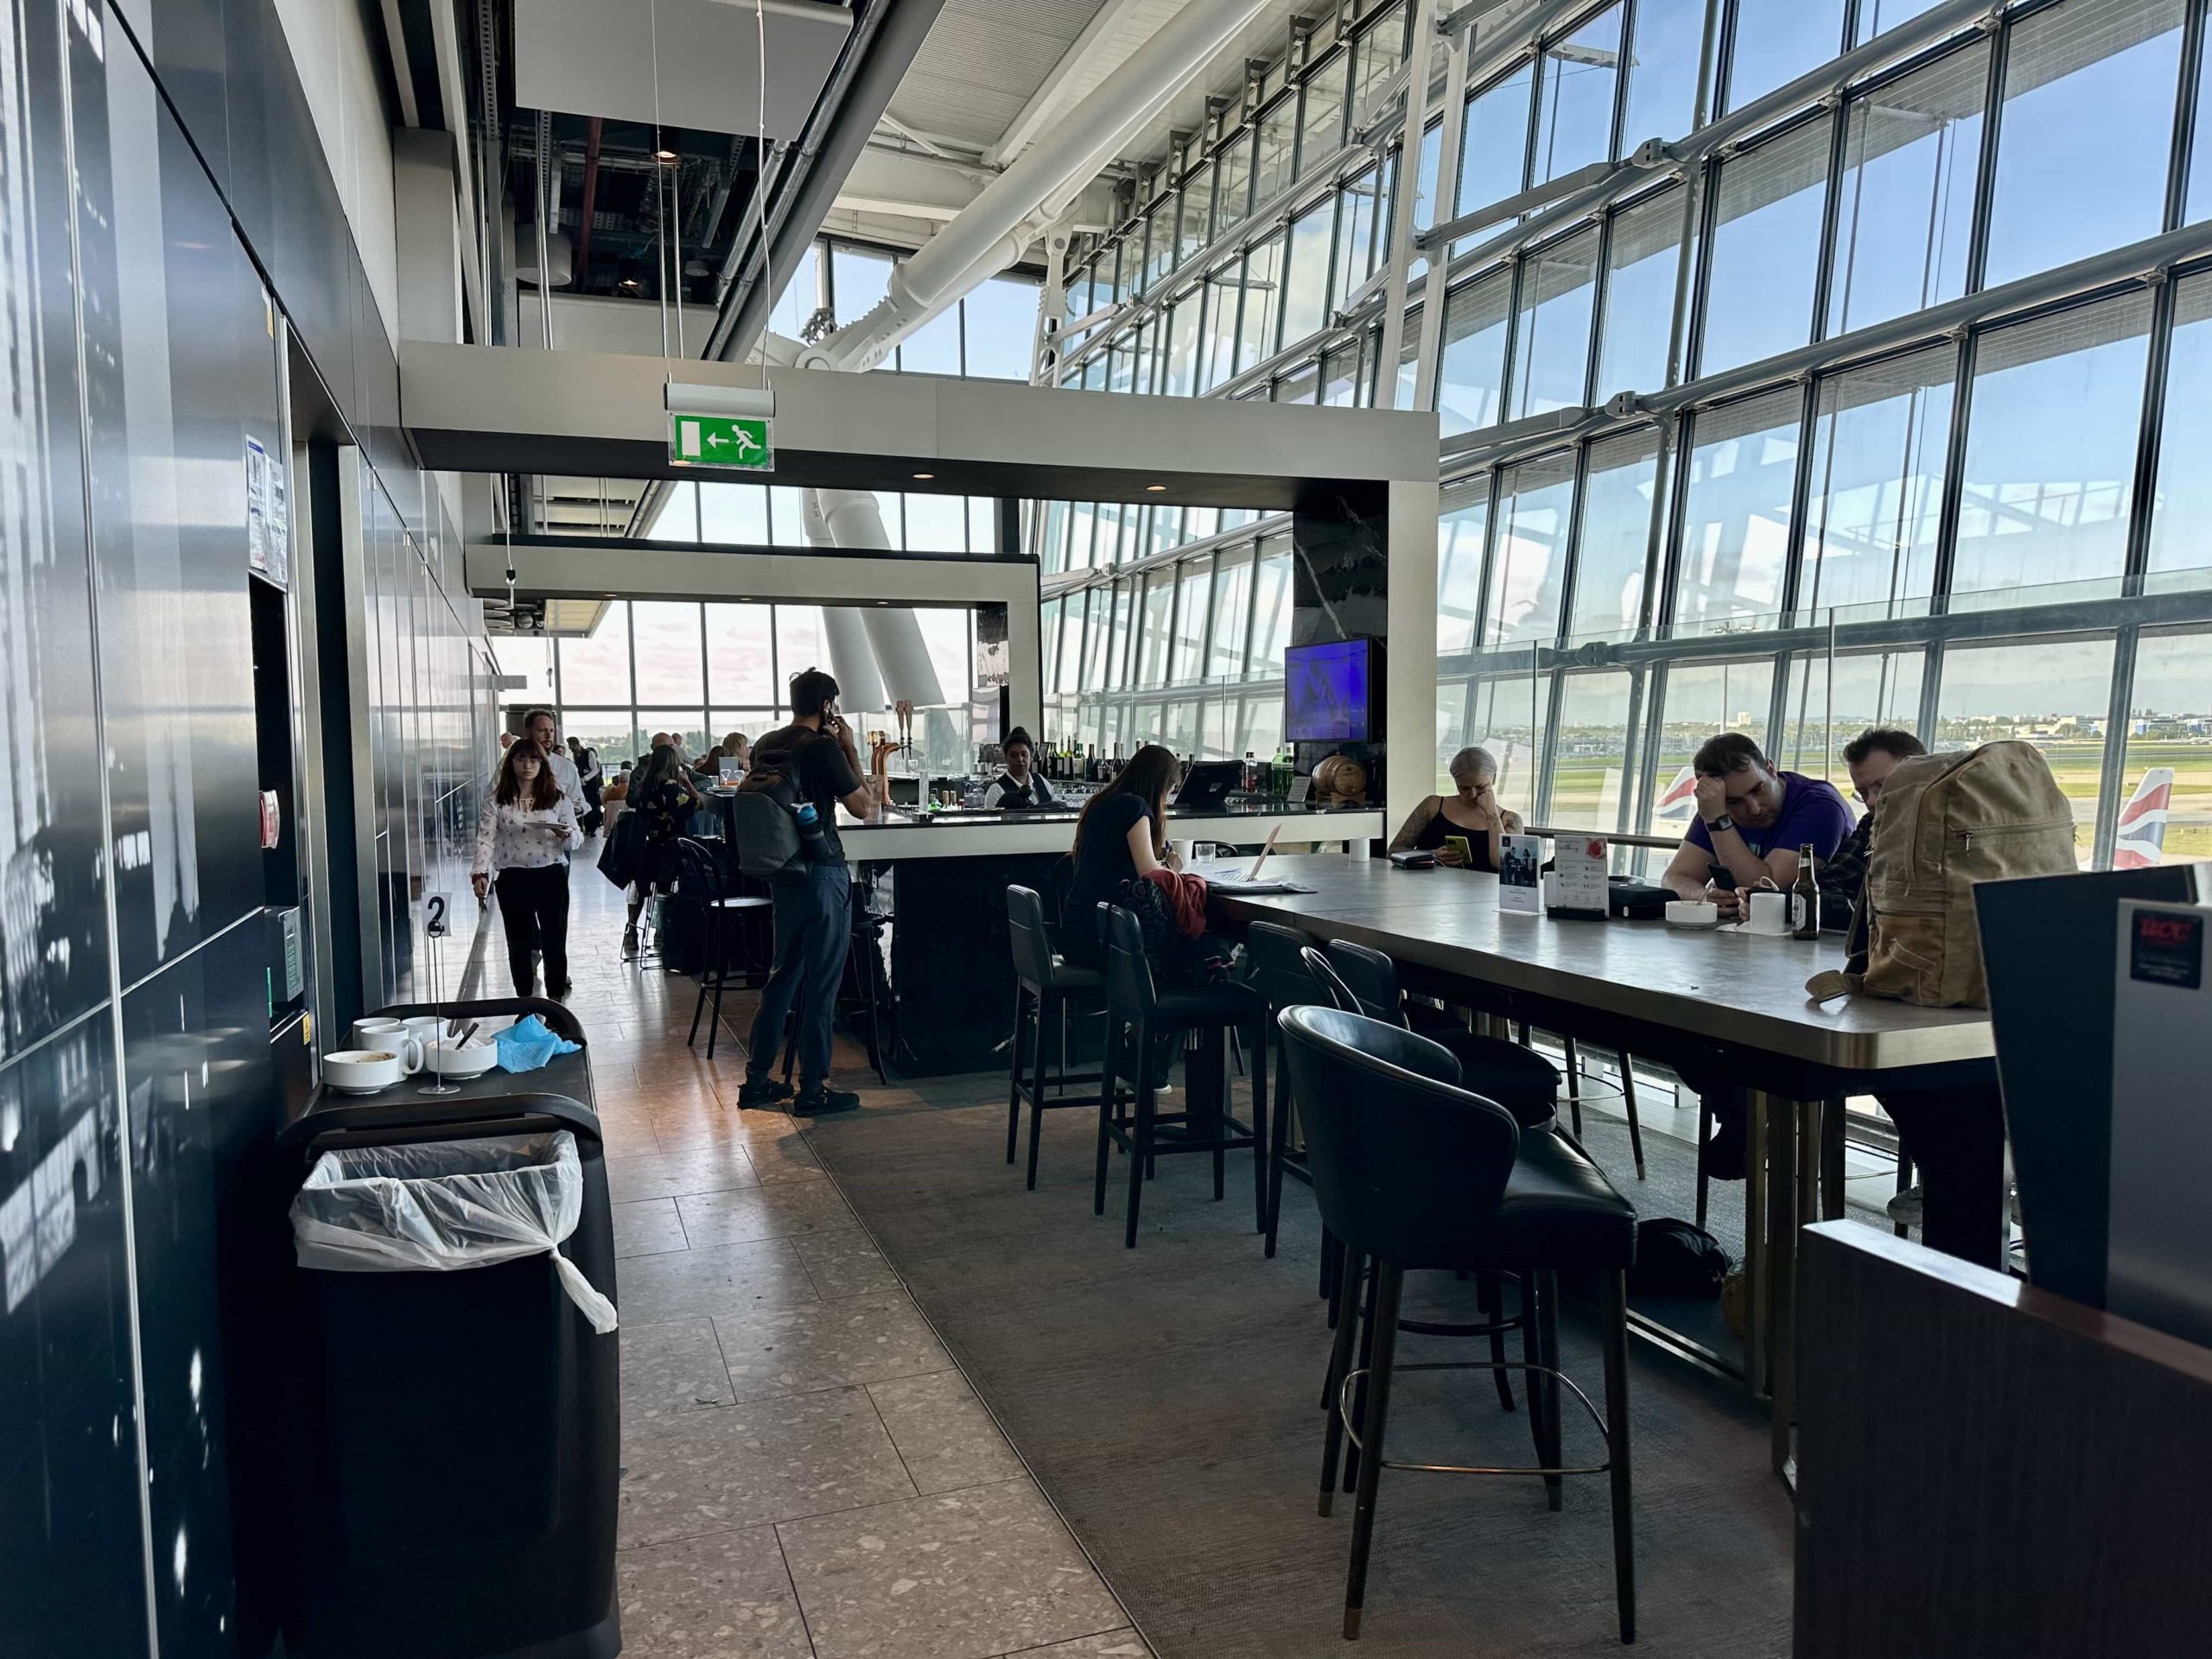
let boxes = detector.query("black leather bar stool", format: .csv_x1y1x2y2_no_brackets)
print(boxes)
675,837,772,1060
1005,885,1105,1189
1323,939,1559,1128
779,883,893,1087
1094,903,1268,1249
1243,921,1326,1262
1280,1004,1638,1645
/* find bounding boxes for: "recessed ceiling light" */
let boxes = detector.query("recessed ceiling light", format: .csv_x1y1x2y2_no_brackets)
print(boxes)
1145,483,1167,492
912,471,934,480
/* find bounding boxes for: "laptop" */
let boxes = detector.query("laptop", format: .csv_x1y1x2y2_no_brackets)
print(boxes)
1172,760,1245,813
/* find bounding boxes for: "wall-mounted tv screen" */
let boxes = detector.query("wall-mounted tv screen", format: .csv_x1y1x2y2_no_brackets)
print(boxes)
1284,639,1377,742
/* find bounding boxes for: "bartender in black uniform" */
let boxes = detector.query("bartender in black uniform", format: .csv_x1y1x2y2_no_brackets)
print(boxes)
981,728,1058,810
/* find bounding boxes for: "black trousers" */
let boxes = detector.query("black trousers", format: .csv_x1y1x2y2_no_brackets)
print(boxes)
495,862,570,997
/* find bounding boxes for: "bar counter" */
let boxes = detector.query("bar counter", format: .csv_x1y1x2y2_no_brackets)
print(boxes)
703,792,1381,1075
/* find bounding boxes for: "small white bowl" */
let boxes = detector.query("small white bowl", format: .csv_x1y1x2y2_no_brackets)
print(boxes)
325,1048,411,1093
424,1040,499,1079
1666,900,1721,930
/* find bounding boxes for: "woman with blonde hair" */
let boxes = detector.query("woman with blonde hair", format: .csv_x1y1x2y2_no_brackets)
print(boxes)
1389,745,1522,871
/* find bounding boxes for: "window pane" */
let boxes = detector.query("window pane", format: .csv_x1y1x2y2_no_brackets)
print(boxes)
2147,273,2212,582
494,634,556,702
1486,453,1578,645
1725,0,1846,113
1300,48,1350,168
1172,561,1212,682
2123,631,2212,862
1039,597,1061,688
1181,162,1217,253
901,302,962,375
1201,267,1243,391
1065,501,1097,572
699,482,770,543
1250,537,1294,673
1571,427,1662,638
1982,0,2185,290
1800,346,1954,620
564,710,637,765
964,276,1038,379
1438,486,1490,654
1649,658,1777,833
2188,28,2212,224
766,240,821,342
1855,0,1945,46
705,602,776,705
1777,649,1924,791
1281,205,1342,334
648,481,699,540
1238,235,1285,370
768,486,809,546
1550,670,1634,828
1058,594,1088,693
1254,96,1299,207
1952,292,2152,603
1163,295,1202,396
1438,268,1513,435
1827,42,1986,337
1699,116,1829,375
636,709,710,756
1138,571,1175,686
1215,131,1254,237
1352,3,1407,111
1455,65,1535,238
1322,343,1362,406
905,490,969,552
1534,3,1624,181
1335,165,1383,299
774,606,829,702
1622,0,1707,147
1512,226,1600,416
1210,549,1255,676
1275,359,1320,404
557,601,631,705
1596,187,1686,398
1674,388,1801,632
1936,637,2115,863
832,245,892,325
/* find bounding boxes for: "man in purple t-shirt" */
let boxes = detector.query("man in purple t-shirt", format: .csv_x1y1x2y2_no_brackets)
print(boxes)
1660,732,1855,920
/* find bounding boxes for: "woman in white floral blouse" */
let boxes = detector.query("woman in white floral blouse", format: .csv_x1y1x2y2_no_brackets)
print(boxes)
473,738,582,998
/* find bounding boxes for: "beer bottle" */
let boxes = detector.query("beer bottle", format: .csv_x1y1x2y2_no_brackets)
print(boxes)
1792,842,1821,939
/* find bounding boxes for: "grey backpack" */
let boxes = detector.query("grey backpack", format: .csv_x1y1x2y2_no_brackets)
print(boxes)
727,730,816,878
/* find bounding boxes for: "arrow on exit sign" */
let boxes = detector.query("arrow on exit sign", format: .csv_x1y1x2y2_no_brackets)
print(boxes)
670,413,774,472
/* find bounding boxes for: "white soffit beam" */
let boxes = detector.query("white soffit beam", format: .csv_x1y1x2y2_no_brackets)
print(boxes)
987,0,1160,166
512,0,851,137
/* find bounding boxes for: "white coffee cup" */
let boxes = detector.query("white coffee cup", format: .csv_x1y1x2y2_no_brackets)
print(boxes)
325,1047,418,1092
353,1019,425,1071
1745,888,1796,936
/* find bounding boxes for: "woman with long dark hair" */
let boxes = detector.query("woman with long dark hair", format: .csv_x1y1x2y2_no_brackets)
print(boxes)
623,741,705,957
1059,743,1185,966
472,737,582,998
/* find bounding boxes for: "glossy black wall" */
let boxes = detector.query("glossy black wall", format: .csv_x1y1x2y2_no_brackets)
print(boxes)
2,2,494,1655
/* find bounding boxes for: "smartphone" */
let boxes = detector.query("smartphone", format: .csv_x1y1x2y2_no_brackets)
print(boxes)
1707,862,1737,892
1445,835,1473,865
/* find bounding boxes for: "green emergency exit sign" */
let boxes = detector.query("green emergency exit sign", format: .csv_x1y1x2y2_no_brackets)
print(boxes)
669,412,773,471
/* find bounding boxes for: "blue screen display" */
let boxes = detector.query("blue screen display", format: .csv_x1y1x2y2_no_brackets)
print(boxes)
1285,639,1372,741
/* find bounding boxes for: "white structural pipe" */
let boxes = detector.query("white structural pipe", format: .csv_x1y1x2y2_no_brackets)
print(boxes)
817,487,948,709
798,488,892,711
810,0,1270,372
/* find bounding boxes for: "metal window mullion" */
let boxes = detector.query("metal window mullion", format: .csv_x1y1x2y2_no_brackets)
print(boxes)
1615,662,1650,838
1961,7,2012,296
2093,626,2142,867
1553,438,1598,649
1808,93,1852,346
1470,467,1510,648
2167,0,2209,228
1414,16,1476,410
1777,374,1824,622
1374,0,1445,401
1650,409,1699,636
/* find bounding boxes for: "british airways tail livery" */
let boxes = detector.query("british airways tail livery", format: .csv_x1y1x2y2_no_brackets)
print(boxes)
1655,765,1698,820
2113,767,2174,869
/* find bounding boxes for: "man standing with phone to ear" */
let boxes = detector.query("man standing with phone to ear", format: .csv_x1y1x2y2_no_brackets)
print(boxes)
738,669,890,1116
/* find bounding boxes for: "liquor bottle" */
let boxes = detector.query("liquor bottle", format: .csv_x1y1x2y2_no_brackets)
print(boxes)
1792,842,1821,938
1243,750,1256,793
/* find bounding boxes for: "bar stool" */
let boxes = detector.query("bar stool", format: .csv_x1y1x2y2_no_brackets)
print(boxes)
1280,1004,1638,1644
778,885,893,1088
675,836,772,1060
1005,884,1106,1189
1321,940,1559,1128
1243,921,1326,1263
1094,903,1268,1249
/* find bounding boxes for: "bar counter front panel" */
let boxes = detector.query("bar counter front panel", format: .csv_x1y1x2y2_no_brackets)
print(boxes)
705,797,1382,1076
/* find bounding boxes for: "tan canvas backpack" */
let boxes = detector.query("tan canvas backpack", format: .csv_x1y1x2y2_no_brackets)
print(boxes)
1808,741,2077,1008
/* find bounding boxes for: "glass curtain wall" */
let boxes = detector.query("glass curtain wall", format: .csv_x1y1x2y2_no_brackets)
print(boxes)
1037,0,2212,868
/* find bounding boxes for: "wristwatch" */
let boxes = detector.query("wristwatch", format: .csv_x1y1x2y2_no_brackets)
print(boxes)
1705,812,1736,834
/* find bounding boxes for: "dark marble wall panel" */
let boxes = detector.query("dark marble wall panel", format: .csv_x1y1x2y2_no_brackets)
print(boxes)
1291,503,1391,791
0,1019,148,1659
0,0,118,1059
122,918,272,1656
81,34,262,986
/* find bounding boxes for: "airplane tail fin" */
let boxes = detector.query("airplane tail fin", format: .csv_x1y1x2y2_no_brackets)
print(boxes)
2113,766,2174,869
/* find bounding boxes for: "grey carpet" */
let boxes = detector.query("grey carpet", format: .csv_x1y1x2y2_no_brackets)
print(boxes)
806,1076,1795,1658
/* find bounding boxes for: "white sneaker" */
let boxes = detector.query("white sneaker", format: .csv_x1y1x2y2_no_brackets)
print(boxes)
1886,1184,1924,1227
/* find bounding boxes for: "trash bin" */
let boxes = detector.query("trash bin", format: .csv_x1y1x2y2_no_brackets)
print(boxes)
273,1093,620,1659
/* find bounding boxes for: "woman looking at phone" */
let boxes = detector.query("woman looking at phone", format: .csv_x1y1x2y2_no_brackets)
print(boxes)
473,737,583,998
1389,745,1522,871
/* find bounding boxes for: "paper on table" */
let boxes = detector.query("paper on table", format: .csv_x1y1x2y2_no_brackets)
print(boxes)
1498,834,1543,914
1550,835,1610,912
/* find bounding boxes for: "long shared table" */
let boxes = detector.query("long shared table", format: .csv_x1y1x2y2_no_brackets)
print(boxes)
1205,852,1996,1478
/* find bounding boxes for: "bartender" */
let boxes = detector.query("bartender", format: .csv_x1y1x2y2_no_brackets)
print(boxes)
981,728,1058,810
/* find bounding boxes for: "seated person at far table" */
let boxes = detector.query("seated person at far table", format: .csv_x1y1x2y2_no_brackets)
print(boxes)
1659,732,1855,919
1389,745,1522,870
1819,726,1927,930
1660,732,1855,1182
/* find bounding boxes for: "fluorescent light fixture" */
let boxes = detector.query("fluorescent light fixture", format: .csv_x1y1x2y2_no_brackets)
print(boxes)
912,471,934,480
1145,483,1166,492
664,380,776,419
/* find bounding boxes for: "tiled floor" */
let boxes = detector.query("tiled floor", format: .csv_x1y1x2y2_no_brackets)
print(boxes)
516,855,1150,1659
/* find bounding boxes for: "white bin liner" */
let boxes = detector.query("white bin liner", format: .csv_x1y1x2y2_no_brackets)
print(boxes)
289,1129,618,1333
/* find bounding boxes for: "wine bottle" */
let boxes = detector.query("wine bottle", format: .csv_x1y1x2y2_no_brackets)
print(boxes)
1792,842,1821,939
